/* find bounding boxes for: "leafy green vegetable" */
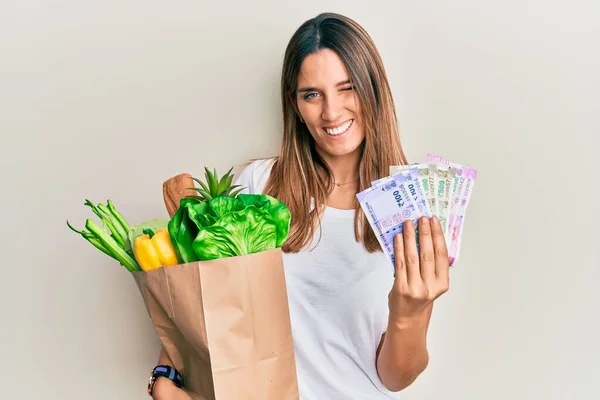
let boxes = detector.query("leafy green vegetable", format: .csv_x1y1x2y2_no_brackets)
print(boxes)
238,194,292,248
209,196,243,219
186,200,215,228
167,165,291,262
192,206,278,260
167,188,291,261
167,198,203,264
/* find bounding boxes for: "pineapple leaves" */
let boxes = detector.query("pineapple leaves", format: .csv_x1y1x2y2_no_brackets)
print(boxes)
219,166,234,189
186,167,244,206
191,177,211,194
205,167,218,196
185,166,246,203
230,187,244,198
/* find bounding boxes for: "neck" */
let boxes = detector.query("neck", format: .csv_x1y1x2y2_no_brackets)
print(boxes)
319,150,361,185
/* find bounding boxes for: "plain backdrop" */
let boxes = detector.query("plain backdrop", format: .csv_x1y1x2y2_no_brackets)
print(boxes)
1,1,599,399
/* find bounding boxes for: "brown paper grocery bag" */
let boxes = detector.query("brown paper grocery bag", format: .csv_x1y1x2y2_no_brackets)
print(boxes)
132,247,299,400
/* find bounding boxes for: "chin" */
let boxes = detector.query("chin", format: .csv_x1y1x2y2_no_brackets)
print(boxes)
322,142,363,159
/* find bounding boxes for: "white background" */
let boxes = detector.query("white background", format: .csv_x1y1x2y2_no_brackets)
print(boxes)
1,1,599,399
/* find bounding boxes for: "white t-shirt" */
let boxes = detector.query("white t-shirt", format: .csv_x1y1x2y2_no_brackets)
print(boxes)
234,158,402,400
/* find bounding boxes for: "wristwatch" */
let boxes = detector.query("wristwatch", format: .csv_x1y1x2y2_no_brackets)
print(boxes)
147,365,184,396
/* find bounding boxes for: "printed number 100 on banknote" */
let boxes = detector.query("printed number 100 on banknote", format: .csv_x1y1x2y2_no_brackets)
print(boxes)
357,180,421,267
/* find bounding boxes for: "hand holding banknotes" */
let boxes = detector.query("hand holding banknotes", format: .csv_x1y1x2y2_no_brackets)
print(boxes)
388,216,449,321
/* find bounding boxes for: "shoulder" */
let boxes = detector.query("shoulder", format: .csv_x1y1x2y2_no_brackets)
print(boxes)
234,157,277,195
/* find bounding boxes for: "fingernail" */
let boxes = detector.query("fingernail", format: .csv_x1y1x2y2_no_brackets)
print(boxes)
432,216,440,226
421,216,429,225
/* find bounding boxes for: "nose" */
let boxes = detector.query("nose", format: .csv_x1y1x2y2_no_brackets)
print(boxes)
321,94,344,122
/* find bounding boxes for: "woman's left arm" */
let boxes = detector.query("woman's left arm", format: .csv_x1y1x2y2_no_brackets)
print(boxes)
376,216,450,392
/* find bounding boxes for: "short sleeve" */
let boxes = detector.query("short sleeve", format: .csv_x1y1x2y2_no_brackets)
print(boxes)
233,161,255,194
233,158,276,195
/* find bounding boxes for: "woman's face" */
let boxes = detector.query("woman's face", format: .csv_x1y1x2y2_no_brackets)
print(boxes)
294,49,365,160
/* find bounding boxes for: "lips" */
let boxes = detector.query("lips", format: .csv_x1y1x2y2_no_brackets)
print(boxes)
324,119,353,136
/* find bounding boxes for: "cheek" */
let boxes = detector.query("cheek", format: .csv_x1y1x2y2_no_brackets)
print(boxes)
346,93,360,111
298,102,314,118
349,98,364,134
355,123,366,142
299,107,322,130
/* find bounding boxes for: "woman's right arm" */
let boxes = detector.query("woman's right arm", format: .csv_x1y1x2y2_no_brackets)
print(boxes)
151,346,192,400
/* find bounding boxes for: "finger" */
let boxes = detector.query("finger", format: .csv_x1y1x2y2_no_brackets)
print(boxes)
403,219,421,286
418,216,436,283
431,216,450,286
393,232,408,287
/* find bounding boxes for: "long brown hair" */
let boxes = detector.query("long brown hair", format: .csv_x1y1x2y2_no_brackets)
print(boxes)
263,12,409,253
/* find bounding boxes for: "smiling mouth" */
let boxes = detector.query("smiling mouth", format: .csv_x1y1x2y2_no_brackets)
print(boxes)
324,119,353,136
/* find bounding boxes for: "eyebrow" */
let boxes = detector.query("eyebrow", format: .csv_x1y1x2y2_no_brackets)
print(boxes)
297,79,353,93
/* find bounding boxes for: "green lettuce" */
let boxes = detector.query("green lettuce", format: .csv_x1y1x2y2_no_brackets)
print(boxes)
237,194,291,247
193,206,277,260
167,193,291,262
167,198,203,263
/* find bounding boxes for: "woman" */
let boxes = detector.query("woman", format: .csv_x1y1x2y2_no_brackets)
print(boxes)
151,12,449,399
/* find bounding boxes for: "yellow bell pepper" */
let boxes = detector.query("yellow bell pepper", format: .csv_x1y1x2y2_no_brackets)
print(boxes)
134,228,179,271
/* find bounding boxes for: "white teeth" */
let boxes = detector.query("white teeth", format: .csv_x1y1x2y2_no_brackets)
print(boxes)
325,120,353,136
